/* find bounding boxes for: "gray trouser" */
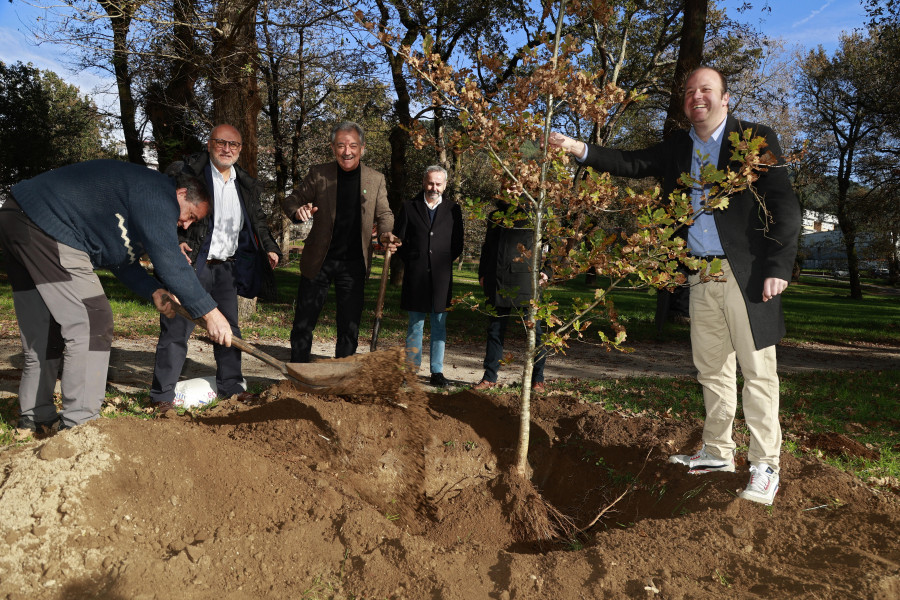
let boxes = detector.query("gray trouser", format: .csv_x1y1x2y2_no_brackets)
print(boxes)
0,198,113,428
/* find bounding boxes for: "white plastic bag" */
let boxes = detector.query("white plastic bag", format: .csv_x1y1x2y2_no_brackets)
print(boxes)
173,376,247,408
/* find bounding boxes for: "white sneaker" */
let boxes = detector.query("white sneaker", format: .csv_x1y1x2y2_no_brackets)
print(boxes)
740,463,780,505
668,444,735,474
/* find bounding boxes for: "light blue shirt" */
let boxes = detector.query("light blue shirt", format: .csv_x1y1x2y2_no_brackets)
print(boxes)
686,118,728,256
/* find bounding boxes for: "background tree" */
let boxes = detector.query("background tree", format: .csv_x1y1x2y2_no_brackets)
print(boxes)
0,61,114,196
27,0,149,165
796,31,890,298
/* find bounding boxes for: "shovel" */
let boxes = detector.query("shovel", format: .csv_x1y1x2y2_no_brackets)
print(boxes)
370,248,392,352
165,296,363,393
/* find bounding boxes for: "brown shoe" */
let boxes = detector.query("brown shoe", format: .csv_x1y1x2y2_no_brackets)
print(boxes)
472,379,498,391
531,382,546,393
149,401,176,414
233,392,260,403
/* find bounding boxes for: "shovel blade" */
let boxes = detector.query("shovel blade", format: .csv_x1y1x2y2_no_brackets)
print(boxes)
282,361,363,390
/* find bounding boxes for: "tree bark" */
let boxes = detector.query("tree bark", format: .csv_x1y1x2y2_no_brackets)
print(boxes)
98,0,145,166
145,0,203,171
663,0,707,139
210,0,262,176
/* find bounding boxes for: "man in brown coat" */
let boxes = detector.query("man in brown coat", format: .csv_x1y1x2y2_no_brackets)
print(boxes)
282,122,400,362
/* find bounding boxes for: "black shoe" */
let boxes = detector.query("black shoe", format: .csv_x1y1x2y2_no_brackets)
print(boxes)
17,415,61,434
429,373,450,388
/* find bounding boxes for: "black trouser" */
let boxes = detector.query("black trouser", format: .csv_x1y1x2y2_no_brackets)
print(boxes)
290,257,366,362
150,261,244,402
481,306,547,384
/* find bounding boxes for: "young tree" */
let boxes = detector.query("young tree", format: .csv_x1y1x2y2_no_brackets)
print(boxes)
362,0,771,540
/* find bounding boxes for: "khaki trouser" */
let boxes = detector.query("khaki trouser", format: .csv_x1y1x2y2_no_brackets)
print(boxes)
689,259,781,471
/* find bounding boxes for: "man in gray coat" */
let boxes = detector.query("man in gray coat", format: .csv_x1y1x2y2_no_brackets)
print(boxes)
393,166,464,387
550,66,801,505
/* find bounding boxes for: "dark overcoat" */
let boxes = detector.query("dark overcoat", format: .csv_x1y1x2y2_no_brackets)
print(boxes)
393,194,464,313
478,209,548,309
178,152,282,298
582,114,801,350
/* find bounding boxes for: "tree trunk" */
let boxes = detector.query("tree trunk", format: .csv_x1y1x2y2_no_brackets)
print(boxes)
377,0,418,286
144,0,203,171
238,297,257,321
146,0,203,171
843,230,863,299
663,0,707,139
99,0,145,166
210,0,262,177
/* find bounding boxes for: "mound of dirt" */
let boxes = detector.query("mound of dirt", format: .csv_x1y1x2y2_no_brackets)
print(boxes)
1,386,899,599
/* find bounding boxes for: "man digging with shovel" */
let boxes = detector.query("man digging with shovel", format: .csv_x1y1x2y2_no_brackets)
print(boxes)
0,160,230,434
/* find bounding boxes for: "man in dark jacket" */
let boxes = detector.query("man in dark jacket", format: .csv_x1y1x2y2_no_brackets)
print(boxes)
1,160,232,432
393,166,464,387
472,201,549,392
150,124,282,410
550,66,801,505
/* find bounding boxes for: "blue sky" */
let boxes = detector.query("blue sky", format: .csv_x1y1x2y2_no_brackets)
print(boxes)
0,2,117,109
720,0,870,49
0,0,872,105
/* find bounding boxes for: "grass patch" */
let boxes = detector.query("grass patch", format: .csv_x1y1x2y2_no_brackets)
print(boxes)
782,276,900,346
1,258,897,348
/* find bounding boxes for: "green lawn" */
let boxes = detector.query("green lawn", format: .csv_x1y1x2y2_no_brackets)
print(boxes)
1,258,898,489
1,259,896,348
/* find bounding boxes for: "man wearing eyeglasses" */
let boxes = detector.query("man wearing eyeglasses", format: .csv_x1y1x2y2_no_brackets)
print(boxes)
150,124,282,411
283,121,400,362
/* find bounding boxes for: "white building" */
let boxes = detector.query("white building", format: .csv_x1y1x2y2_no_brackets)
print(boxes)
802,209,838,233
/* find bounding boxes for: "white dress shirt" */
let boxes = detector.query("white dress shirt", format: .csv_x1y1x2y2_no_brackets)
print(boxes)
207,165,243,261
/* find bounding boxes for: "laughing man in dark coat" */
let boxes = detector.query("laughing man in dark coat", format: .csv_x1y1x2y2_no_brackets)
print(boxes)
393,166,464,388
550,66,801,505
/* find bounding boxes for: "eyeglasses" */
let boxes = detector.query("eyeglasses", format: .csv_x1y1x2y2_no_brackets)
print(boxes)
211,138,242,150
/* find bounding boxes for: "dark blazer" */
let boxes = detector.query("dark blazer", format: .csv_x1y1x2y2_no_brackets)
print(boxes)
282,162,393,279
478,208,549,309
582,114,801,349
179,152,282,298
393,194,464,313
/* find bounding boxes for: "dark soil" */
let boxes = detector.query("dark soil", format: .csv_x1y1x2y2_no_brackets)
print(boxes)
1,336,899,599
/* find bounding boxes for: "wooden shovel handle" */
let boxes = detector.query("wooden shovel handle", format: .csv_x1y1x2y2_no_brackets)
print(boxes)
163,295,287,375
374,249,392,319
